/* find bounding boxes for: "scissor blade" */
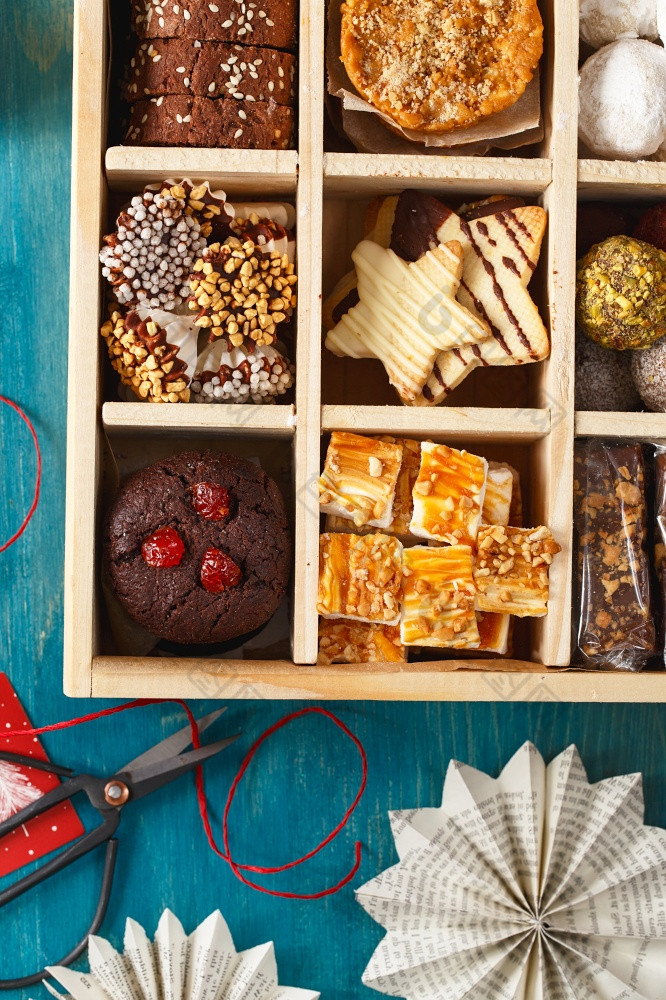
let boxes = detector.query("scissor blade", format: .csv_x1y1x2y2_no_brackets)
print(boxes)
123,734,239,801
122,708,228,772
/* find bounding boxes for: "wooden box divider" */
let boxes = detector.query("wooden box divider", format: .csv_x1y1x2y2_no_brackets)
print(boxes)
65,0,666,700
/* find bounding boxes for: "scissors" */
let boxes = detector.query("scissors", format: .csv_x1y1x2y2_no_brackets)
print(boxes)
0,708,237,989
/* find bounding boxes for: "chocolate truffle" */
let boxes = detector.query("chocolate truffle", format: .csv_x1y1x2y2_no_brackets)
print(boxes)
105,450,291,644
576,202,630,260
633,202,666,254
575,331,641,411
632,337,666,410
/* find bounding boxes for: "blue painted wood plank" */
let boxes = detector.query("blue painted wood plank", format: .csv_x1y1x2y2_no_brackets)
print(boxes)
1,4,666,1000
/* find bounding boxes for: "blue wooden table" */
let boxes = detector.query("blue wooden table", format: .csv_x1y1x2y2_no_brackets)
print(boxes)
2,3,666,998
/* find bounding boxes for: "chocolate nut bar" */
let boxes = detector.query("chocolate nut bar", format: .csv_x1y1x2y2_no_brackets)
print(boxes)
573,440,655,670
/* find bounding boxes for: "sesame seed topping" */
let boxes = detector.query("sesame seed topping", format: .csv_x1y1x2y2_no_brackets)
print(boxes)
234,128,243,138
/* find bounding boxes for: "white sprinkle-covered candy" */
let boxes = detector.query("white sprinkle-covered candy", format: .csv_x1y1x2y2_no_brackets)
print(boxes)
100,184,207,310
578,39,666,159
191,342,294,404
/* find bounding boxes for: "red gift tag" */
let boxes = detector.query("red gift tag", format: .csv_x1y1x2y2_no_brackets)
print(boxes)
0,673,84,878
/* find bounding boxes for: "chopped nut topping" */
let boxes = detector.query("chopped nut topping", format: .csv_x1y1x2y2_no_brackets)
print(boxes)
100,309,191,403
317,532,403,624
318,432,403,529
401,545,479,648
474,524,560,617
410,442,487,546
189,237,297,349
317,620,405,664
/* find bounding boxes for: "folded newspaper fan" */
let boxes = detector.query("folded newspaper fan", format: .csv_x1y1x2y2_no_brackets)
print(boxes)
356,742,666,1000
41,909,320,1000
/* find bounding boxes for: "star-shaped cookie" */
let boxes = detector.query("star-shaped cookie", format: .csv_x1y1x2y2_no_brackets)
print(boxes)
324,191,548,406
325,238,490,404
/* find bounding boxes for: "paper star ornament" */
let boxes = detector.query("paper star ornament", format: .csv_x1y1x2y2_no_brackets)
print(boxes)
325,239,489,404
44,908,320,1000
357,741,666,1000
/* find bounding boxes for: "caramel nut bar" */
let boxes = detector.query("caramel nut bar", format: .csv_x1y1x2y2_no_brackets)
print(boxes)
482,462,514,527
573,440,655,669
319,432,403,529
317,620,405,664
317,532,403,625
410,442,487,546
325,436,420,539
473,525,561,617
401,545,479,648
476,611,511,655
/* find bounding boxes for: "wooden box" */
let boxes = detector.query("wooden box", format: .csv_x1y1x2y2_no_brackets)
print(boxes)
65,0,666,700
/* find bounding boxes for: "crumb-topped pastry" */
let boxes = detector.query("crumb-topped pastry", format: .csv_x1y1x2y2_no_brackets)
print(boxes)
401,545,479,648
317,532,403,624
410,442,487,546
474,524,561,617
340,0,543,133
319,432,403,529
318,620,405,663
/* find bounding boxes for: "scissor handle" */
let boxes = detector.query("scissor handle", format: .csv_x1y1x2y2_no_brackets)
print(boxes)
0,839,118,990
0,751,74,779
0,806,120,908
0,773,95,839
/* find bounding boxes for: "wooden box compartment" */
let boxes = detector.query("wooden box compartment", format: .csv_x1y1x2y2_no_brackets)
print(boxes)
66,0,666,700
321,181,552,409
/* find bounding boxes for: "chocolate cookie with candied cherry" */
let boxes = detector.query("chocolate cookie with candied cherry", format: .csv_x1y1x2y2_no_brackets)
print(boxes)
104,450,290,644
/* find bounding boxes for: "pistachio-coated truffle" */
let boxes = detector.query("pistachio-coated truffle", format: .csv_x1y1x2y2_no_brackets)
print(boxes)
576,235,666,350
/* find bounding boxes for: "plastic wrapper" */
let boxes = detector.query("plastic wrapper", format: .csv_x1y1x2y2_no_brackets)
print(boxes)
655,448,666,666
572,439,655,670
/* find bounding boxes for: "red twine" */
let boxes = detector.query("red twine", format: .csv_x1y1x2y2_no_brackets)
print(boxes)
4,699,367,899
0,396,42,553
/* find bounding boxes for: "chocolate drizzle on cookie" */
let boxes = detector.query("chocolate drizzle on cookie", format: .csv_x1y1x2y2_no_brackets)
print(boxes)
460,219,536,360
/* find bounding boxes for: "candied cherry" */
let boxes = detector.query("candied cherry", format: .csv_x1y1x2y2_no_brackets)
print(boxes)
200,547,241,593
141,525,185,567
189,481,231,521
